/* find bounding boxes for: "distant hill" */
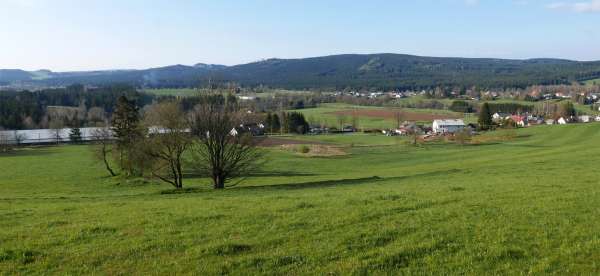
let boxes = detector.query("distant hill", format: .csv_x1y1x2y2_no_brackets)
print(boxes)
3,54,600,90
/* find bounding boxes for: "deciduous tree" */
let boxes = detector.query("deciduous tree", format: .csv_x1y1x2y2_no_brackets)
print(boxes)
143,102,191,189
190,101,263,189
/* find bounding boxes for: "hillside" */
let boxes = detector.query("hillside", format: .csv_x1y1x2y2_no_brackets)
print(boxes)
2,125,600,274
3,54,600,89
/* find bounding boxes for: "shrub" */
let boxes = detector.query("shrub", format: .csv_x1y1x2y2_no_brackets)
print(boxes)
298,145,310,154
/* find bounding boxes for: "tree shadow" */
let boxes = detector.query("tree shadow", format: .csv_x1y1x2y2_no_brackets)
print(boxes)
0,148,56,157
236,169,463,191
182,170,318,179
163,169,464,194
236,176,385,191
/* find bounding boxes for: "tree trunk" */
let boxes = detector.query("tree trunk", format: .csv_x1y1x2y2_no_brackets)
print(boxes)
102,145,117,176
213,175,225,189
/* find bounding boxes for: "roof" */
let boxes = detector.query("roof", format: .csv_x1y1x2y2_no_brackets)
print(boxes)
433,119,465,126
511,115,525,122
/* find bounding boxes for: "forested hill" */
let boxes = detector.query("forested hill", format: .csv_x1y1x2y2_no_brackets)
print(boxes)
3,54,600,90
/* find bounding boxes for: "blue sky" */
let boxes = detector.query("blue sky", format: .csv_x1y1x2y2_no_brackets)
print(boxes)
1,0,599,71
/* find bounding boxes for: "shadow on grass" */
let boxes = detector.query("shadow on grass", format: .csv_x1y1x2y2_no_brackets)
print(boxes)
181,171,318,179
162,169,462,194
0,147,56,157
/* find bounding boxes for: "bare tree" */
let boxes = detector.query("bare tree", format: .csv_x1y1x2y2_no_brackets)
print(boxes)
143,102,191,189
91,127,117,177
395,110,405,128
454,128,472,145
48,120,64,144
0,132,13,152
13,131,25,146
337,114,346,130
87,107,107,126
189,102,263,189
351,110,360,131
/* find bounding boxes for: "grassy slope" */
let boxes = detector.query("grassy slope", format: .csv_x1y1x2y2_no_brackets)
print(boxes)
2,125,600,274
297,103,466,129
583,78,600,86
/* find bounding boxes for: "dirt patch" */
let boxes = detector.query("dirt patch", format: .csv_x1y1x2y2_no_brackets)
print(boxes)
280,144,348,157
329,109,460,121
255,137,327,147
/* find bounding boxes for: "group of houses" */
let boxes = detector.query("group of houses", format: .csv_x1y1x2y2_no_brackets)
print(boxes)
492,112,600,127
383,119,469,136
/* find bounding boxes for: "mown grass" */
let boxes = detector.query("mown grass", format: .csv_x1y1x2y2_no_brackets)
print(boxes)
583,78,600,86
297,103,466,129
2,124,600,274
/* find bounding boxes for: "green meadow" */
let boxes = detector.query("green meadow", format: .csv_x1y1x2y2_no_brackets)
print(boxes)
296,103,467,130
2,124,600,274
583,78,600,86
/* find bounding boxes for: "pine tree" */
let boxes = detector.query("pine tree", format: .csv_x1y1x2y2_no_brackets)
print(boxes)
69,127,82,143
266,113,273,134
478,102,493,130
111,96,144,176
271,114,281,133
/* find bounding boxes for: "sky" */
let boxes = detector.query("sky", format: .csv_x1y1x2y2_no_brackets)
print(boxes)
1,0,600,71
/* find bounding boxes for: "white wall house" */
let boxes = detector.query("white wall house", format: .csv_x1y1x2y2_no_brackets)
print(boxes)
579,115,591,123
432,119,465,134
557,117,568,125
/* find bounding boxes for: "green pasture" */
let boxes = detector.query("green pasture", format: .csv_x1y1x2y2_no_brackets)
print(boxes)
2,124,600,274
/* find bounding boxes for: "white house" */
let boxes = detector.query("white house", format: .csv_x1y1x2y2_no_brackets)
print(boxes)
557,117,568,125
492,113,508,121
432,119,465,134
595,116,600,122
579,115,591,123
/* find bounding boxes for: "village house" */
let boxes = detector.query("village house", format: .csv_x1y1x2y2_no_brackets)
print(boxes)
510,115,527,127
432,119,465,134
578,115,591,123
492,112,509,121
557,117,568,125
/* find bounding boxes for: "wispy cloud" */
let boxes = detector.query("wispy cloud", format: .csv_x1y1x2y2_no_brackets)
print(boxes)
547,0,600,12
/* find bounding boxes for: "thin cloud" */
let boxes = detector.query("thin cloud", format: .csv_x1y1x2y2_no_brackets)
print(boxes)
547,0,600,12
464,0,480,6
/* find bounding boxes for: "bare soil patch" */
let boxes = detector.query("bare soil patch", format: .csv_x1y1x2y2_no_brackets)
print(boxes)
280,144,348,157
255,137,327,147
329,109,460,121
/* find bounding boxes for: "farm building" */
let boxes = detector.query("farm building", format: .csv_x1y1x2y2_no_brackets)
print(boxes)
432,119,465,134
557,117,568,125
0,127,104,145
510,115,527,127
492,113,509,121
579,115,591,123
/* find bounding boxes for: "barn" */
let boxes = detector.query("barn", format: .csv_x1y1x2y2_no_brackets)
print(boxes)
432,119,465,134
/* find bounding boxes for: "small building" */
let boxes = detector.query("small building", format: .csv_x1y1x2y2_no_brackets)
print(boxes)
557,117,568,125
432,119,465,134
579,115,591,123
492,113,509,121
595,116,600,122
511,115,527,127
545,119,555,125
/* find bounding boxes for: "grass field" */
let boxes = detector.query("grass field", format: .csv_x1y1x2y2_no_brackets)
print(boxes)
2,124,600,274
583,78,600,86
296,103,469,129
